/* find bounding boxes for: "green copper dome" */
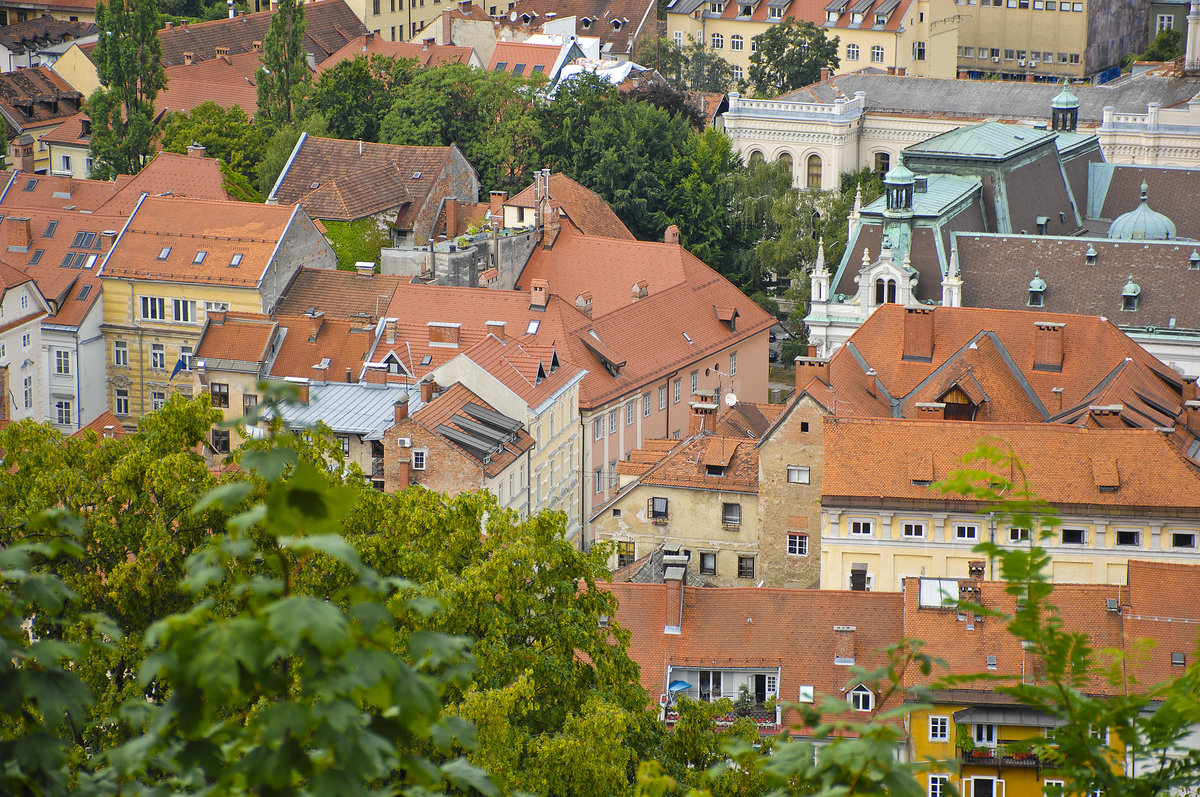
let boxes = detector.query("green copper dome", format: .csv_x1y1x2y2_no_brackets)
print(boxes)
884,155,915,186
1108,182,1176,241
1051,81,1080,110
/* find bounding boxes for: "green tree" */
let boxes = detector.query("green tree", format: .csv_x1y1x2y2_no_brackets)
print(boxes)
160,101,266,184
309,55,420,143
87,0,166,179
256,0,310,132
1138,28,1183,63
665,126,741,264
748,19,839,97
256,111,327,196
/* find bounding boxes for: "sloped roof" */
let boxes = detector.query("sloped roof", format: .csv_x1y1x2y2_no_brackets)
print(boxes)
71,409,128,440
505,172,634,240
35,110,88,147
605,580,904,728
0,170,116,212
93,151,234,217
412,382,535,476
194,312,278,365
12,209,122,329
637,433,758,493
1124,561,1200,687
1092,163,1200,239
100,196,299,288
158,51,260,116
316,33,476,71
0,15,95,55
270,135,460,223
268,314,374,382
711,401,786,439
904,121,1056,161
955,234,1200,334
822,417,1200,511
457,333,585,408
274,268,404,321
487,40,559,75
499,0,656,57
803,304,1188,429
272,382,408,438
156,0,365,67
0,66,81,135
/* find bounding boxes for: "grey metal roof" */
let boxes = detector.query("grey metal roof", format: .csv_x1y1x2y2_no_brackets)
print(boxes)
862,174,980,217
270,382,408,439
667,0,705,13
790,73,1200,123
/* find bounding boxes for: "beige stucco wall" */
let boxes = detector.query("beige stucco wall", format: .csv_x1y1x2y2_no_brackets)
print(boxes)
952,0,1089,79
50,44,100,97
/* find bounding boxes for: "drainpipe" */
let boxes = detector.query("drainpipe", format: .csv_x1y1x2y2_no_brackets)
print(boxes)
73,329,81,431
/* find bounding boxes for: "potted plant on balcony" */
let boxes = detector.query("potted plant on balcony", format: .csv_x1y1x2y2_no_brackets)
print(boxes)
956,725,976,756
733,684,756,718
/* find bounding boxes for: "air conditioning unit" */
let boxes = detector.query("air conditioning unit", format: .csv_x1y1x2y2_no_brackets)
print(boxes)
396,437,412,447
1018,59,1025,67
992,56,1000,63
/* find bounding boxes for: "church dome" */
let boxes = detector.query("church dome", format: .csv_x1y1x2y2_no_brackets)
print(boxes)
1051,82,1079,110
1108,181,1176,241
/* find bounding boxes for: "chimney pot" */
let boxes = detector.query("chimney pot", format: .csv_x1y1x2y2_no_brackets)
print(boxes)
902,307,935,362
6,216,31,251
1033,321,1065,372
394,393,410,422
209,310,226,326
664,224,680,245
486,320,506,341
530,278,549,309
575,292,593,319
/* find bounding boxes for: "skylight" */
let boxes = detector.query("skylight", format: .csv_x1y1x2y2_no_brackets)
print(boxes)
158,246,171,260
44,220,57,238
22,179,37,192
28,249,42,265
84,254,97,269
77,284,91,300
230,253,243,267
527,319,540,334
193,250,207,264
420,354,432,366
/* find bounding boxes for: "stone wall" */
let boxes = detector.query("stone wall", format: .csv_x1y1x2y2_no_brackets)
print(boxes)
265,210,337,313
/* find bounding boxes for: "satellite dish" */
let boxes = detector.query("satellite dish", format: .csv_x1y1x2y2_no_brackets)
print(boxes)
509,10,517,20
724,392,738,407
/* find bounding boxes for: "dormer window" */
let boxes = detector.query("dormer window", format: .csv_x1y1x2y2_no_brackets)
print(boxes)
611,18,622,29
1190,250,1199,270
707,464,727,477
769,5,782,17
874,12,886,24
1085,244,1097,266
848,684,874,711
851,11,863,24
580,15,592,26
1028,271,1046,307
709,1,723,12
1122,276,1140,311
826,10,838,21
739,3,752,14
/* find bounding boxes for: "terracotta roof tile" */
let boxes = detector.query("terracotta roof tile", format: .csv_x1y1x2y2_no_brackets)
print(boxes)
639,433,758,493
35,110,88,146
0,14,95,53
92,151,234,217
71,409,128,440
156,0,364,67
317,34,476,71
0,67,81,136
822,417,1200,512
100,196,302,288
0,170,117,212
506,173,634,240
268,314,374,381
11,209,120,328
487,41,560,74
711,401,785,439
498,0,655,57
157,51,260,116
194,312,277,365
275,268,404,321
456,333,585,408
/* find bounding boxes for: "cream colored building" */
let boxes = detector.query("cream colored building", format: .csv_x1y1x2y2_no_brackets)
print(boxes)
48,43,98,97
819,418,1200,591
667,0,957,89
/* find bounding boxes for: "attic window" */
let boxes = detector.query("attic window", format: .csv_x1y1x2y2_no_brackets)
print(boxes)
493,61,507,71
43,220,57,238
986,655,998,670
412,172,422,179
230,253,243,267
158,246,171,260
71,231,95,248
706,464,727,476
1190,250,1199,270
77,284,91,300
512,63,526,76
1085,244,1097,266
683,332,693,344
611,18,622,28
84,254,96,269
310,181,320,189
22,179,37,192
420,354,432,366
1172,652,1186,666
527,319,540,334
193,250,207,264
28,249,42,265
532,64,545,73
580,15,592,26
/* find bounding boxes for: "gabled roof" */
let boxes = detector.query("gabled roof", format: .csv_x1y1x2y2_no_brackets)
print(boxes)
158,51,260,116
274,268,404,321
194,312,278,367
71,409,128,440
411,382,534,476
804,305,1188,428
637,433,759,493
711,401,786,439
99,196,300,288
93,151,234,217
0,15,95,55
155,0,365,67
35,110,89,147
505,172,634,240
0,170,116,212
499,0,656,57
904,121,1056,161
457,333,585,408
606,580,904,728
269,134,463,224
0,66,81,135
12,209,122,328
316,33,477,71
271,382,408,438
268,314,374,382
487,40,560,76
822,417,1200,511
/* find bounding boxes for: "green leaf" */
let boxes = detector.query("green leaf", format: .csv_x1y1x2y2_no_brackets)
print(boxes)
264,596,350,656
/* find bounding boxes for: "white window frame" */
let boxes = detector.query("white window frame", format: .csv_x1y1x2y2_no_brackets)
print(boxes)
625,400,635,426
1158,13,1174,31
659,385,667,410
929,774,950,797
594,417,603,440
722,502,741,525
690,370,699,394
173,298,196,323
974,723,996,744
850,520,874,536
929,715,949,741
956,523,978,541
1009,527,1031,543
412,448,428,470
903,522,926,539
787,465,810,484
787,532,807,556
55,400,72,425
643,392,651,417
151,390,166,411
151,343,166,370
729,350,737,375
848,684,874,711
871,44,884,63
608,409,617,434
673,379,681,404
54,349,70,375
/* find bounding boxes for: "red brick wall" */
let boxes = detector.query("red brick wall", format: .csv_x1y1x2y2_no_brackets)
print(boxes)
382,417,484,495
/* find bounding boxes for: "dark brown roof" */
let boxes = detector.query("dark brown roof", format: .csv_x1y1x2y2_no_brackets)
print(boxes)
317,33,476,71
498,0,656,57
156,0,365,68
955,233,1200,333
638,433,759,493
1096,165,1200,238
0,67,81,136
412,382,535,477
269,135,461,224
0,15,95,54
505,172,634,240
274,268,404,321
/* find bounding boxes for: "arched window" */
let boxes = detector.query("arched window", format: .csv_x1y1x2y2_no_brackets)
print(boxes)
730,34,743,50
874,152,890,173
806,154,822,189
846,43,860,60
777,152,793,179
871,45,885,63
747,150,765,165
711,32,723,48
732,64,743,82
875,278,897,305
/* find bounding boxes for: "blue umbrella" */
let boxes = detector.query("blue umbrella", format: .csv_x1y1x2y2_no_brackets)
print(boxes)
668,680,692,692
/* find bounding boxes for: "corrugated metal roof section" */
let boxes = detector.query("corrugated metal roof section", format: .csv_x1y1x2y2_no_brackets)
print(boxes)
905,121,1054,160
271,382,409,439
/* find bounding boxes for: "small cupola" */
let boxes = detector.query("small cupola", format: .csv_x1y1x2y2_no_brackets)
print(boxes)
1189,250,1199,270
1050,79,1080,132
1121,275,1141,311
884,154,915,213
1108,181,1176,241
1028,271,1046,307
1085,243,1097,265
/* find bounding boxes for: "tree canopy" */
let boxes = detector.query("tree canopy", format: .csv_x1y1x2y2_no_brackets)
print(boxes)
256,0,309,132
160,102,266,185
748,19,839,97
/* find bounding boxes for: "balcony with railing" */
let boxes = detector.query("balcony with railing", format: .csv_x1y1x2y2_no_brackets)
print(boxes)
663,701,780,730
959,744,1050,770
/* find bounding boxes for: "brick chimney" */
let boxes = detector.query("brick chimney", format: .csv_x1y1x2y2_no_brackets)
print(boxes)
445,197,458,237
1033,321,1065,372
486,320,506,341
819,67,829,81
420,380,440,403
834,625,856,663
902,307,934,362
215,45,230,57
1183,378,1200,433
312,360,329,382
294,381,310,403
631,280,649,303
915,402,946,419
209,310,226,326
688,395,716,435
183,51,194,65
489,190,508,221
663,564,684,634
187,142,206,158
575,292,593,319
794,355,829,391
427,322,460,347
441,7,453,43
394,393,409,422
7,217,31,251
252,40,262,51
307,311,324,342
423,36,435,49
385,318,397,344
664,224,680,245
56,174,72,196
530,279,548,309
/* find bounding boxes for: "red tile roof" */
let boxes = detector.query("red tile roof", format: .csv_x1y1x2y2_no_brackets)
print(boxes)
499,0,656,57
0,170,117,212
822,417,1200,513
11,209,122,328
155,0,365,67
636,433,758,492
505,173,634,240
317,33,477,71
158,51,260,116
71,409,128,440
606,580,904,728
92,151,234,216
100,196,301,288
487,41,559,75
456,332,585,408
35,110,88,147
0,67,82,135
194,312,278,365
0,15,95,54
274,268,404,321
269,135,463,224
268,314,374,382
